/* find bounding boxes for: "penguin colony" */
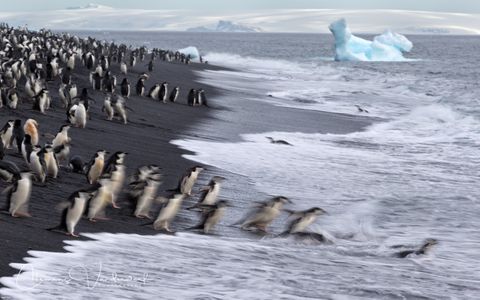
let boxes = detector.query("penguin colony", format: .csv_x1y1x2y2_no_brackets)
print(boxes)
0,24,435,258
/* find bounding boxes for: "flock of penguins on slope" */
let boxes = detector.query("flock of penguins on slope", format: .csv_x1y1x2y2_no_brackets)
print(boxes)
0,24,436,259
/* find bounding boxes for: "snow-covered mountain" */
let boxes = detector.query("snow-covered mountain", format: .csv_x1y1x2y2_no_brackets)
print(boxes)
187,20,262,33
0,6,479,34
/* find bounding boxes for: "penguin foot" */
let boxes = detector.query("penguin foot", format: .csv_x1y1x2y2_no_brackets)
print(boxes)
13,212,31,218
66,232,80,238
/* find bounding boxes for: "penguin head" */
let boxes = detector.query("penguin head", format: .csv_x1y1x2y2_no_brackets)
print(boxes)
212,176,226,183
310,207,328,216
421,238,438,252
273,196,291,204
193,166,204,173
60,124,71,132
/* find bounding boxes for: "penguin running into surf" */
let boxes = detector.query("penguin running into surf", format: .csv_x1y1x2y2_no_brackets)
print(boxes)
168,166,204,196
237,196,291,233
187,200,230,234
48,190,92,237
187,176,225,210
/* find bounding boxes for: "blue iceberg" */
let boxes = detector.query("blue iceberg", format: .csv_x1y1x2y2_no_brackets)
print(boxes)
329,19,413,62
178,46,201,61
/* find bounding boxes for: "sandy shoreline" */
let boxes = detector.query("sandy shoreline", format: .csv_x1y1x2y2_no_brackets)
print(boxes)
0,45,375,285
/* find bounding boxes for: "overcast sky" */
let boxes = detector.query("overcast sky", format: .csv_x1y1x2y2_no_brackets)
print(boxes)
4,0,480,13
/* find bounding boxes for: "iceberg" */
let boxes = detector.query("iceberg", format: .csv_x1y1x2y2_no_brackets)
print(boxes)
329,19,413,62
177,46,201,62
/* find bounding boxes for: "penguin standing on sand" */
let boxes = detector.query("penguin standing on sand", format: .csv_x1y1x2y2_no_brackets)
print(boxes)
238,196,291,233
169,87,179,103
169,166,204,196
69,156,86,173
92,72,102,90
136,75,147,96
102,95,114,120
24,119,39,146
11,121,24,151
187,200,230,234
48,190,91,237
120,78,130,98
54,144,70,167
52,125,71,148
120,61,127,75
187,176,225,210
187,89,197,106
198,89,208,107
85,150,107,184
114,96,128,125
7,88,19,109
0,120,14,149
43,144,59,179
148,84,160,99
29,145,46,183
148,60,154,72
152,193,186,232
21,135,33,163
3,172,33,217
159,82,168,103
103,151,128,208
86,177,113,221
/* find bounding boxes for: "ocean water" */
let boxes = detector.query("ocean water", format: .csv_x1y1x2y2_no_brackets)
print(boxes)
2,32,480,299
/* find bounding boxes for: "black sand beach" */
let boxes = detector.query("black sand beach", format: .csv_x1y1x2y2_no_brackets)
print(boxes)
0,34,374,282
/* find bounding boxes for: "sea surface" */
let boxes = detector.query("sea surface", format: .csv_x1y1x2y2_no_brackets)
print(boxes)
2,32,480,299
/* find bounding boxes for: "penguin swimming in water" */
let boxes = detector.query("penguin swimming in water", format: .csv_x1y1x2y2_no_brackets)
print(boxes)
48,190,92,237
393,239,439,258
187,200,230,234
85,150,107,184
168,166,204,196
187,176,225,210
151,193,186,232
282,207,327,234
169,87,179,103
266,137,292,146
355,105,369,113
52,125,71,148
2,172,33,217
24,119,39,146
238,196,291,233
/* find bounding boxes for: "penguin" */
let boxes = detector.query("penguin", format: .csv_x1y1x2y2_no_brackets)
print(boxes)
58,83,70,107
120,61,127,75
43,144,58,179
0,120,14,149
103,152,127,208
68,102,87,128
168,166,204,196
152,193,185,232
136,75,148,96
120,78,130,98
47,190,91,237
133,173,162,219
266,137,293,146
147,60,154,72
68,84,78,103
238,196,291,233
394,239,439,258
187,88,197,106
198,89,208,107
148,84,160,99
23,119,39,146
86,177,113,221
69,155,85,173
187,176,225,210
32,89,50,114
3,172,33,217
159,82,168,103
62,67,72,85
52,125,71,148
85,150,107,184
0,160,21,183
187,200,230,234
21,135,33,163
169,87,179,103
92,72,102,90
114,96,128,124
7,88,18,109
280,207,327,235
29,145,46,183
11,120,24,152
102,95,114,121
54,144,70,167
355,105,369,113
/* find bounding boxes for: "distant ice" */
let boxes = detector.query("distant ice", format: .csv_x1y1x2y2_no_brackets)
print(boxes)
329,18,413,61
187,20,262,33
177,46,201,61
